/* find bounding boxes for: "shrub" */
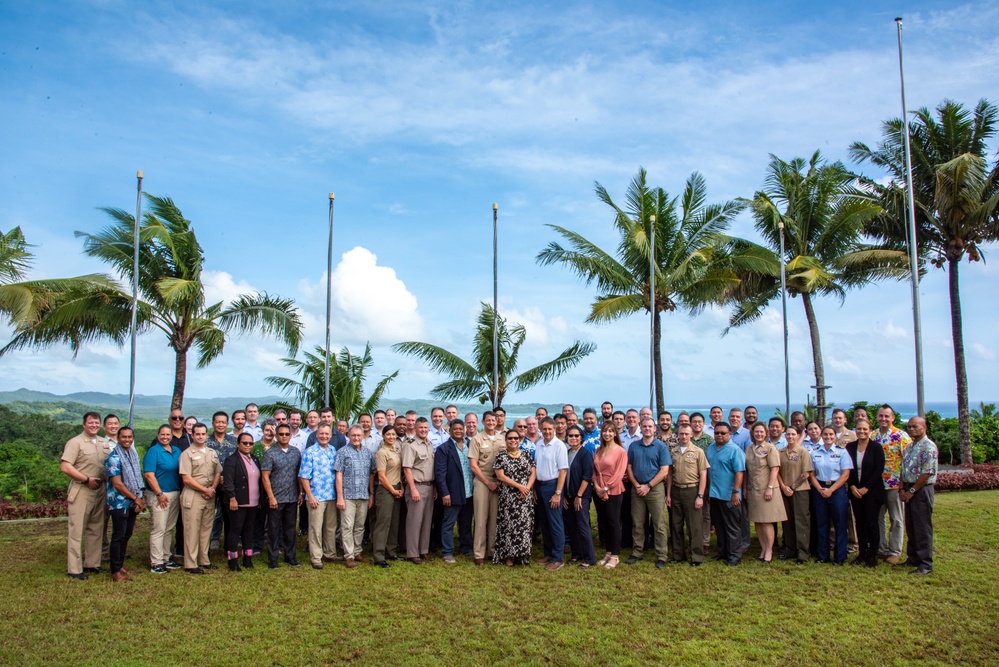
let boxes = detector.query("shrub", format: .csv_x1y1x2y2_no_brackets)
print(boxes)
936,464,999,492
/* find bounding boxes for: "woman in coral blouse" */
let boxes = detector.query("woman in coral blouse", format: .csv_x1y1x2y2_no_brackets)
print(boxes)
591,421,628,569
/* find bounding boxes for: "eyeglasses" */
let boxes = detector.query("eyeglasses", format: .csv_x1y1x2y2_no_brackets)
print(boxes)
277,432,291,437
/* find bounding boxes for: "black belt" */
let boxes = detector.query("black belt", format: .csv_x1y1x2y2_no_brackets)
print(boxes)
818,481,835,487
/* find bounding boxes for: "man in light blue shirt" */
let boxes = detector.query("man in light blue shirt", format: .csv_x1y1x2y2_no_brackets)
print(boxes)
428,407,448,449
705,424,746,566
535,418,569,571
299,424,338,568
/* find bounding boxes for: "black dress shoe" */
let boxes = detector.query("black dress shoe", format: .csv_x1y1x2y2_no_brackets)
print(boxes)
669,559,683,564
625,556,640,565
816,559,829,564
374,561,390,568
287,559,301,567
778,553,789,561
83,567,106,574
68,572,88,580
202,564,218,570
185,568,204,575
689,561,701,567
910,567,933,575
725,559,740,567
795,559,807,565
655,560,667,569
268,562,279,569
712,554,725,561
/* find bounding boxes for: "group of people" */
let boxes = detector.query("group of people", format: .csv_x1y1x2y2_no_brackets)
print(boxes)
59,400,939,581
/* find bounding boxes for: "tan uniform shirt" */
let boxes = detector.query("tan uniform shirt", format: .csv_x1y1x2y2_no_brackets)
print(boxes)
376,445,402,487
779,446,813,491
468,432,501,481
179,446,221,487
670,445,709,487
401,438,434,483
62,433,111,482
835,429,858,447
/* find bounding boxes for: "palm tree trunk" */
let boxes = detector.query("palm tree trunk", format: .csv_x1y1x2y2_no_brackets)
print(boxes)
653,310,664,414
947,255,972,466
171,348,187,412
800,292,827,426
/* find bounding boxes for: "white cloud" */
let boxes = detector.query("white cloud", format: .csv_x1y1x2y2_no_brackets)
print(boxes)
882,320,909,339
971,343,997,362
202,270,258,306
299,246,423,346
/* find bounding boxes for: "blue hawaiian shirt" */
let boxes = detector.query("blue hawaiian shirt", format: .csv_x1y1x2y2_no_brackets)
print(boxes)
105,448,138,511
299,443,337,502
333,445,375,500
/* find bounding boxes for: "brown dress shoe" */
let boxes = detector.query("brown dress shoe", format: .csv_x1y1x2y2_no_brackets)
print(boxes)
112,570,129,582
421,553,434,562
409,557,424,565
539,556,553,564
345,558,358,569
354,555,367,563
474,558,485,566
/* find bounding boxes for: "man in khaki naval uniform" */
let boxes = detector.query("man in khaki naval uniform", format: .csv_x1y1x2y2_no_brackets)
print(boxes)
666,424,710,565
61,411,112,579
179,423,222,573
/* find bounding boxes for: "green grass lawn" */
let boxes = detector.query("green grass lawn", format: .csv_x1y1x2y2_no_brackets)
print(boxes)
1,491,997,666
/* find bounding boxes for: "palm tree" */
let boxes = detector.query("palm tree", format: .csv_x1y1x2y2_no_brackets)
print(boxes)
850,99,999,465
393,302,594,407
536,168,756,413
0,195,303,411
262,343,398,422
725,151,909,425
0,226,115,330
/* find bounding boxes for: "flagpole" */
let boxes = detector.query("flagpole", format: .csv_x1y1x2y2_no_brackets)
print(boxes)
127,170,143,428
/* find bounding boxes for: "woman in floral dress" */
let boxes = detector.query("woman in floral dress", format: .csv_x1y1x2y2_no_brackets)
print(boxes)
493,429,536,565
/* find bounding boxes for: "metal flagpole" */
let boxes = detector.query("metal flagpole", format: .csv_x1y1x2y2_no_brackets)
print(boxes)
128,170,143,428
325,193,335,409
649,214,656,412
896,17,926,417
492,203,499,407
779,220,790,419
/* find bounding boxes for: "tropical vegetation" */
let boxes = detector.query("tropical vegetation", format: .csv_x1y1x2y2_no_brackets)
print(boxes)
850,99,999,465
723,151,909,424
393,302,594,407
262,343,398,421
536,169,763,414
0,195,304,411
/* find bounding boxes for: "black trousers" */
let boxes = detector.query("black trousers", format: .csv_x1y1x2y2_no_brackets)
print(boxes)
904,485,934,570
593,493,623,555
711,497,743,564
227,506,257,556
620,480,634,548
109,507,137,574
268,502,298,564
564,495,596,565
851,494,881,565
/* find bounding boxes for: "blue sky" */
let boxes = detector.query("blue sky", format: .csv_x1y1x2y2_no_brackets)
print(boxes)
1,0,997,409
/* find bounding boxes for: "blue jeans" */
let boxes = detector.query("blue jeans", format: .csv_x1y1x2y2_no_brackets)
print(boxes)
441,503,472,557
536,479,565,562
814,485,848,563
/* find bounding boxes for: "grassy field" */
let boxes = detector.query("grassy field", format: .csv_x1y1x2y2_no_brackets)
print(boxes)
1,491,997,666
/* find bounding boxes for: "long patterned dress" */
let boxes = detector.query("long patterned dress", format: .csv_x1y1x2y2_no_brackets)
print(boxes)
493,450,535,564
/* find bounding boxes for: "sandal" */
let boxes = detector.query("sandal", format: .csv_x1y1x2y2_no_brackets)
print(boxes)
604,555,619,569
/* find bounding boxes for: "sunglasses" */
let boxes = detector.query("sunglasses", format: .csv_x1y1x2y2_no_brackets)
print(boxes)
170,416,184,420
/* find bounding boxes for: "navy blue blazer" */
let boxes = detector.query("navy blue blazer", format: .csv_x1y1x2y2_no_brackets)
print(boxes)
434,438,469,506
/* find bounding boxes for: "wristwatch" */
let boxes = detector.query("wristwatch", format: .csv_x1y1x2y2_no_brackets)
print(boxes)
696,493,704,499
554,489,562,496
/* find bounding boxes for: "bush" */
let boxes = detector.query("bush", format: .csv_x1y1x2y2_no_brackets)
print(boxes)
936,464,999,492
0,499,68,520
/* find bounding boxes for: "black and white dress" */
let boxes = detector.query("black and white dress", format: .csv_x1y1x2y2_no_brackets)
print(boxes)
492,450,535,563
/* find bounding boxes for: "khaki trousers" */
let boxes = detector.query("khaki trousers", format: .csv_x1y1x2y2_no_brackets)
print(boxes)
181,490,215,569
472,477,498,560
405,482,435,558
372,485,402,562
341,498,368,558
145,490,180,566
630,483,669,561
308,500,339,564
66,483,107,574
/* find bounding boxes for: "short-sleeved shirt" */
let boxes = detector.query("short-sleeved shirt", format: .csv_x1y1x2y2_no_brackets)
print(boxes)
730,427,751,450
811,445,854,483
705,441,746,501
401,438,435,483
105,447,141,510
901,436,938,486
468,432,501,481
627,438,672,485
178,446,222,487
299,444,337,502
620,429,642,453
207,434,237,467
534,438,569,482
835,429,858,447
872,426,911,490
142,443,182,493
582,428,601,455
261,445,302,503
778,445,813,491
376,445,403,487
334,445,374,500
670,445,709,487
428,425,448,450
62,432,111,482
691,433,713,452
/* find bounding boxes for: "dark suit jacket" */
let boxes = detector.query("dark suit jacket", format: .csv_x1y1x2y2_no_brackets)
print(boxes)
434,438,468,506
566,447,594,500
223,451,263,507
846,441,886,505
